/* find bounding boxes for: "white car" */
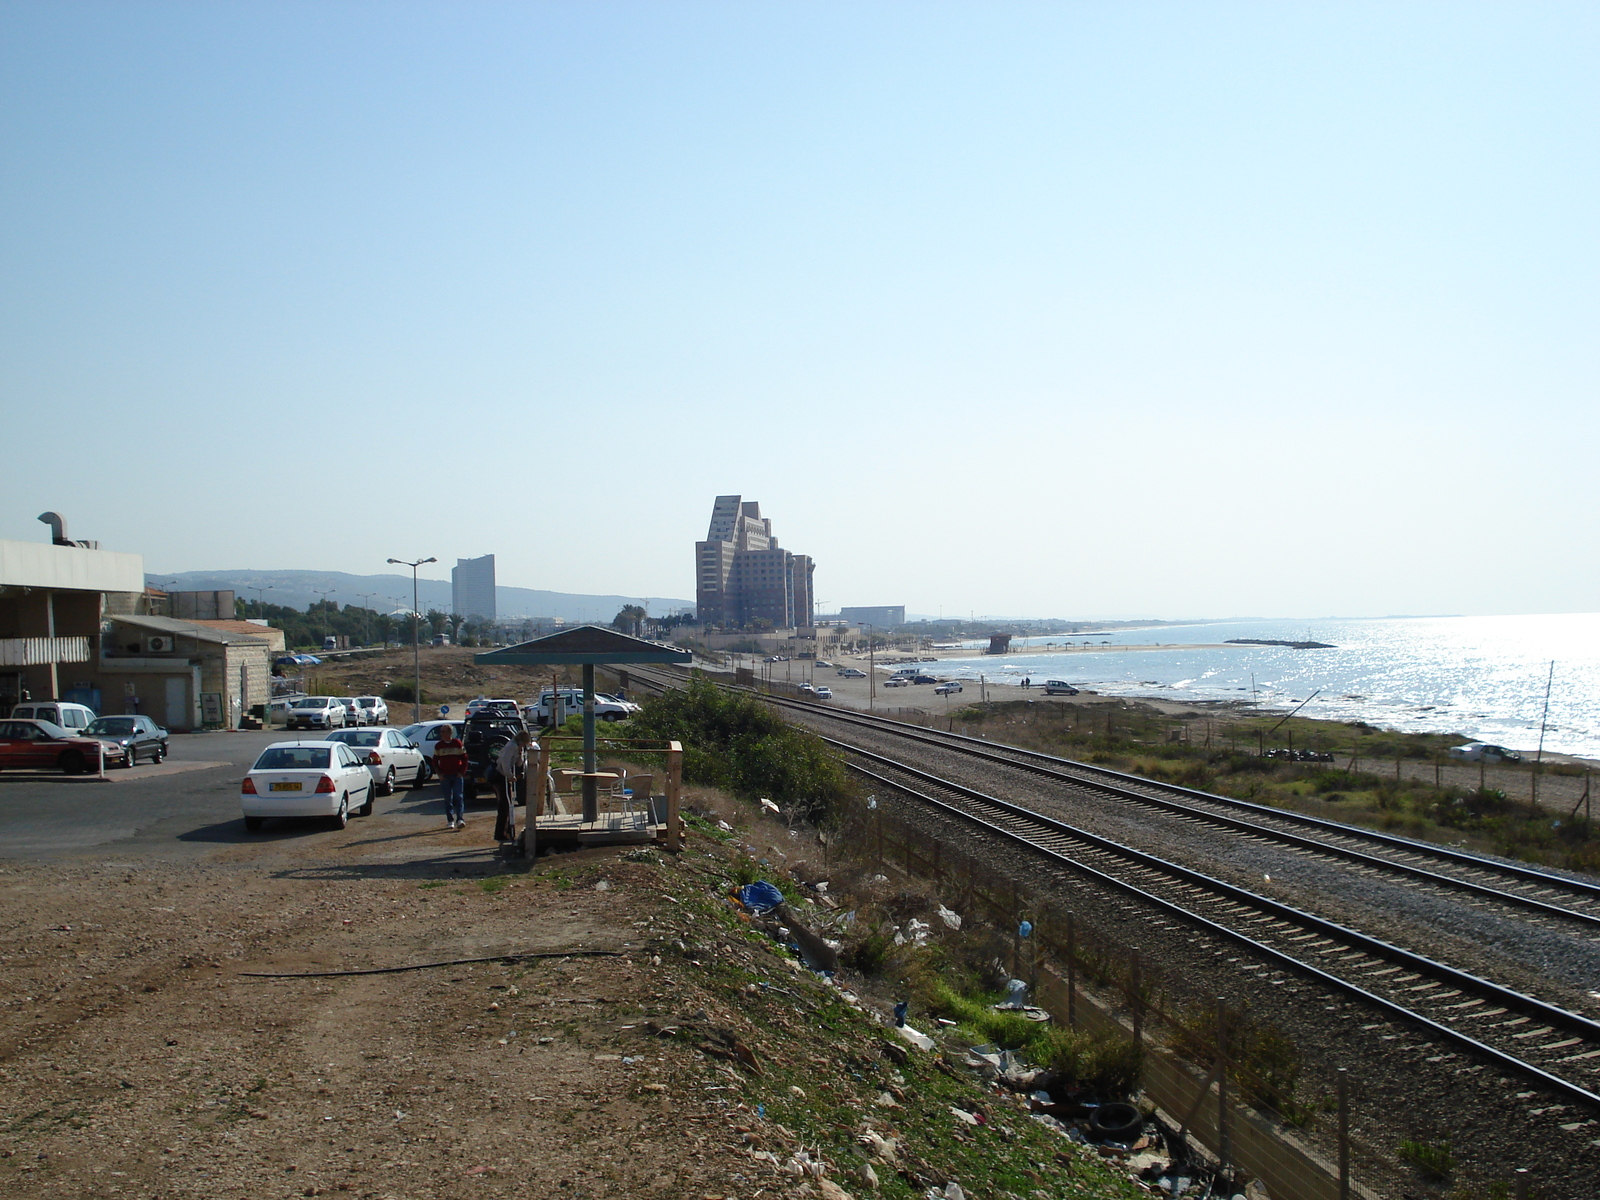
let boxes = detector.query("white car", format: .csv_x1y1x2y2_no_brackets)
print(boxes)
284,697,347,731
465,698,521,718
399,720,460,775
814,686,834,700
837,668,866,678
597,693,641,715
1447,742,1523,764
240,740,375,831
882,678,909,688
355,696,388,725
798,682,816,694
324,726,426,794
934,681,963,695
525,689,634,726
336,697,366,727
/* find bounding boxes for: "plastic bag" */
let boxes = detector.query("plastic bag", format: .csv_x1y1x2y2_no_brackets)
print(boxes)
738,880,786,915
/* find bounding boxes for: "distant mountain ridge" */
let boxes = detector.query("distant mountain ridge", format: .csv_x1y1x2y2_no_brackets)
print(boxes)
149,570,692,622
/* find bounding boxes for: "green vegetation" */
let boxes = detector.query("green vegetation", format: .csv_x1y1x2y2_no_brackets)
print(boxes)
951,702,1599,873
1399,1137,1456,1181
625,676,854,822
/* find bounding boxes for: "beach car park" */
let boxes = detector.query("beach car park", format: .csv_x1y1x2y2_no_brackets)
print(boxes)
240,740,375,831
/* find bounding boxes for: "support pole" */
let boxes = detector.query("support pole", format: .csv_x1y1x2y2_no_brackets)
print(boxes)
1130,947,1143,1045
581,662,598,823
1337,1068,1350,1200
1066,912,1077,1027
1217,997,1231,1177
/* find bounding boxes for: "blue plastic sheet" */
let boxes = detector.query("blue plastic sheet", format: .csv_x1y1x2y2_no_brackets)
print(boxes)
738,881,786,914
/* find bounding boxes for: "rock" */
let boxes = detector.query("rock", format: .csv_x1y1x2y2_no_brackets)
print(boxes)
817,1181,854,1200
858,1162,880,1190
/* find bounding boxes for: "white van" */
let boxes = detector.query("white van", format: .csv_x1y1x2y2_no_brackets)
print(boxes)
11,701,97,731
525,689,633,726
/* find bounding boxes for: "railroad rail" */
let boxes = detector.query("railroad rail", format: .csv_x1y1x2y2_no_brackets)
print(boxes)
837,740,1600,1110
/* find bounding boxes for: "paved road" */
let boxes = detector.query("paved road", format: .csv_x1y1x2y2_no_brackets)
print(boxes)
0,730,450,863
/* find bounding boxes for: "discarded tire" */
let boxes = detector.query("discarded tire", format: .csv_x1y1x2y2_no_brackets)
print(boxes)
1088,1102,1143,1142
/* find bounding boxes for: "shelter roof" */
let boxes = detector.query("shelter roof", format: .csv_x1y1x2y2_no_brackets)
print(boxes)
474,625,692,666
108,613,271,646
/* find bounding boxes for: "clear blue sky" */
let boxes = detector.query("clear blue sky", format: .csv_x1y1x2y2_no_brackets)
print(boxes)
3,2,1595,619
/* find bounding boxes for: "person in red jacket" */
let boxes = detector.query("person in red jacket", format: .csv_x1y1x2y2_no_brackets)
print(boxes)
432,725,468,829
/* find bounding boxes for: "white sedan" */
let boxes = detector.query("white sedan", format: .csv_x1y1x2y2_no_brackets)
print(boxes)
325,726,427,794
240,740,375,831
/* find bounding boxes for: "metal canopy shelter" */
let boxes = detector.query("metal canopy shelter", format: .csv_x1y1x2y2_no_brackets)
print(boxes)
474,626,690,820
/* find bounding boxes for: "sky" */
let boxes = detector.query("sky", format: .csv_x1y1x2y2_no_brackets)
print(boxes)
2,1,1595,620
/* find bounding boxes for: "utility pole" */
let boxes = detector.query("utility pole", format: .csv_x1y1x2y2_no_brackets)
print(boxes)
355,592,379,646
310,589,336,643
387,557,437,722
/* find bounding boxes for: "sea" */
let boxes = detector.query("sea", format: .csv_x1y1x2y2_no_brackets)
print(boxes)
918,614,1600,760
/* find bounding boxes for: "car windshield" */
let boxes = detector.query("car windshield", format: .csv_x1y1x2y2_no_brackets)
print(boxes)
85,718,136,735
292,699,328,709
253,746,332,770
328,731,382,747
357,697,378,704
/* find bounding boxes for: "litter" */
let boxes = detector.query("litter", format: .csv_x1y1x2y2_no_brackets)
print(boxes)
737,881,786,914
1001,978,1028,1007
760,798,781,815
717,820,734,832
936,905,962,930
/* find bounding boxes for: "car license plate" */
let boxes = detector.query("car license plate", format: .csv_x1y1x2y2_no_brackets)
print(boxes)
270,782,302,792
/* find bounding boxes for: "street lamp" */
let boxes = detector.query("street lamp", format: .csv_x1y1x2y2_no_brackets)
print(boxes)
246,583,274,618
311,588,336,645
387,557,436,722
355,592,379,646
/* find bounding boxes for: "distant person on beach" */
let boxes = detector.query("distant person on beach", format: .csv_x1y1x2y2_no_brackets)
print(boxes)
433,726,468,830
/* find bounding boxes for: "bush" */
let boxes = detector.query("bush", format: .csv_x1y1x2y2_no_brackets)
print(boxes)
383,682,428,703
627,676,853,823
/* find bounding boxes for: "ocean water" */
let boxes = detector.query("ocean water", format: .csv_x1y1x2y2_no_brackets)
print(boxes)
920,614,1600,759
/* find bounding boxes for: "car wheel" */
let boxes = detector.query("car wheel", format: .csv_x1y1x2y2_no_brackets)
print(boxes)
155,744,167,763
59,750,85,775
333,797,349,829
377,769,394,797
120,747,136,767
359,788,374,817
244,816,264,832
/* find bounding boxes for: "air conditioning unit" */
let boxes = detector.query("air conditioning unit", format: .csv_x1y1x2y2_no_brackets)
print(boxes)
146,636,175,654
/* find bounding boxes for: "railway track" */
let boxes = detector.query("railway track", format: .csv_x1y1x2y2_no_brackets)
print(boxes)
624,666,1600,1110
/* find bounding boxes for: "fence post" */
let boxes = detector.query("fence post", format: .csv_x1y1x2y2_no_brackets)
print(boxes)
1066,912,1077,1027
1010,881,1021,977
876,812,883,867
1514,1168,1530,1199
1216,997,1231,1177
1337,1068,1350,1200
1130,948,1143,1045
931,837,940,888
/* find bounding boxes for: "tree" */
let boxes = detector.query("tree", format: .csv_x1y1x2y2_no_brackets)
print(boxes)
424,609,449,641
612,604,647,637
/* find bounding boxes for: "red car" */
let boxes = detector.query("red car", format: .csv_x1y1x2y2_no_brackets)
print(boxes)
0,718,130,773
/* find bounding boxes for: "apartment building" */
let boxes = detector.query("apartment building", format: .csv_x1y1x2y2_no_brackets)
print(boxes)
452,554,496,621
694,497,815,630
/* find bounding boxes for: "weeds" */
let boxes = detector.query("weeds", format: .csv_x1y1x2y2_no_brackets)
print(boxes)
1399,1137,1455,1180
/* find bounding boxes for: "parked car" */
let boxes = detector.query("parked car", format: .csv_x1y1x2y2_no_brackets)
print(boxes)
838,668,867,678
814,686,834,700
324,727,426,794
336,697,366,727
1448,742,1523,764
9,701,97,731
813,660,834,669
398,720,461,778
465,698,521,718
933,681,963,695
882,678,909,688
82,715,169,765
284,697,347,731
461,712,528,800
240,740,375,831
798,682,815,694
910,674,939,685
0,718,130,772
355,696,388,725
1043,680,1079,695
525,689,633,726
596,693,641,715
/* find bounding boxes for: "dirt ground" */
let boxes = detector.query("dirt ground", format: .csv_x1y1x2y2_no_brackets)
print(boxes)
0,788,1149,1200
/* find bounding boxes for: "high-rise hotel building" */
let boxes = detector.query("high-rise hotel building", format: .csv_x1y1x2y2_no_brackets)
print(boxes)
451,554,496,621
694,497,814,630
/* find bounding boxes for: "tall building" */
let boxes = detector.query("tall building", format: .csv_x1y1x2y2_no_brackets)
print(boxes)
695,497,815,630
451,555,496,621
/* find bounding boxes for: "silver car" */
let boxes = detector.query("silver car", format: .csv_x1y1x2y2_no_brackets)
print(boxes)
285,697,347,731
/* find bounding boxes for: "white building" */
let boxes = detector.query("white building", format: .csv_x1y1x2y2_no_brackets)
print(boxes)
451,554,496,621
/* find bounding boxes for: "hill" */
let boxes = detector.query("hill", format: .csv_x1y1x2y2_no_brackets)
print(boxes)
148,569,692,621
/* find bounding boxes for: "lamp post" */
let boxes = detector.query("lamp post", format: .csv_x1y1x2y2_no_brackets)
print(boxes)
310,588,336,645
355,592,379,647
246,584,274,619
387,558,436,721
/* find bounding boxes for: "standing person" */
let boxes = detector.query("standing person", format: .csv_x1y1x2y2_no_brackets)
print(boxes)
494,729,535,843
433,724,468,830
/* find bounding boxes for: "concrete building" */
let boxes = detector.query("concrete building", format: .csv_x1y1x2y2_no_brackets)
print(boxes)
694,497,816,631
839,605,905,628
452,555,496,621
96,615,276,731
0,536,145,713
